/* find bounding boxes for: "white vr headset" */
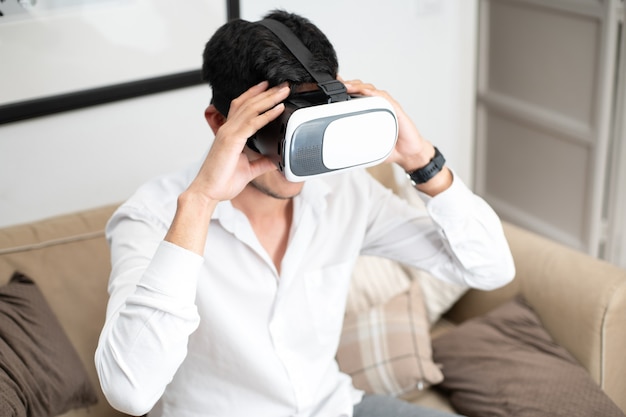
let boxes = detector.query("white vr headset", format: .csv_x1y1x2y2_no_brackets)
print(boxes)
215,19,399,182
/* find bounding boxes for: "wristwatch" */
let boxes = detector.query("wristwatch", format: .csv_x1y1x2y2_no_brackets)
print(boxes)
406,147,446,185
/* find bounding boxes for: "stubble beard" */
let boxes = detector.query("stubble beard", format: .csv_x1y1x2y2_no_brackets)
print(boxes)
249,179,301,200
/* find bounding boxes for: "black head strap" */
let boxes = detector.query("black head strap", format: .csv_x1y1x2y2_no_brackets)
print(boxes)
258,19,349,103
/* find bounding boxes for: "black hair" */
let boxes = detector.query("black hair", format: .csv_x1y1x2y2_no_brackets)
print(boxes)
202,10,339,116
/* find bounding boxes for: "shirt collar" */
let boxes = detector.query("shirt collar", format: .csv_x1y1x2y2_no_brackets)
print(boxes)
211,177,333,227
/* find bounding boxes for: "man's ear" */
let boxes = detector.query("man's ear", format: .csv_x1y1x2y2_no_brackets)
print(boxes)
204,104,226,134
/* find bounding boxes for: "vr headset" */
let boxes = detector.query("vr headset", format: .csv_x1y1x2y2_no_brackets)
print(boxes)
215,19,399,182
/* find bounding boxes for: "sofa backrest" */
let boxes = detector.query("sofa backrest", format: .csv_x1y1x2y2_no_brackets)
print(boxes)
0,205,127,417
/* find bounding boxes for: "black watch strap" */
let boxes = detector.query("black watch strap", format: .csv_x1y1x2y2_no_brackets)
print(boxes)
406,147,446,185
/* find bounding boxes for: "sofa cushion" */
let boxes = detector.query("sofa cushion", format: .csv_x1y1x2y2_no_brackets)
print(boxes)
337,279,443,399
346,255,411,314
432,295,625,417
404,266,468,325
0,272,98,417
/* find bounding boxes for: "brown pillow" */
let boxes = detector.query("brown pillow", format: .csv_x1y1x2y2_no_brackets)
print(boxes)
0,272,98,417
432,295,625,417
337,280,443,399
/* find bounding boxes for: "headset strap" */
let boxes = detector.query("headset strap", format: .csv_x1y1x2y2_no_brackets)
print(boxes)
258,19,349,103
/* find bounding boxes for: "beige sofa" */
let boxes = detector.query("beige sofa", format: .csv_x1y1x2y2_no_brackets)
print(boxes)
1,195,625,416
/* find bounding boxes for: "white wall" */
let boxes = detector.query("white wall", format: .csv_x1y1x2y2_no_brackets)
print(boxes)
0,0,478,228
0,0,223,228
0,0,219,103
0,85,212,227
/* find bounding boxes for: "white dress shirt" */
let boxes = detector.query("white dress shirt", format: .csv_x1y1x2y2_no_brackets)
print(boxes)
95,162,515,417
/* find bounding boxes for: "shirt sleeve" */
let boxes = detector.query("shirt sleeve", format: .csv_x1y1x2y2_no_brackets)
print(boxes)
362,170,515,290
95,205,203,416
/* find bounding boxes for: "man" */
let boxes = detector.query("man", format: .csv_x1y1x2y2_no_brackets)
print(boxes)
95,9,515,417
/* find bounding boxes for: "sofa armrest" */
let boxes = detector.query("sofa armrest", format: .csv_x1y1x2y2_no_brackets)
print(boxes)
446,221,626,411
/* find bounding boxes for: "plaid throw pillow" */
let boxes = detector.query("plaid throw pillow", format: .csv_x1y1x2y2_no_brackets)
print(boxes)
337,280,443,399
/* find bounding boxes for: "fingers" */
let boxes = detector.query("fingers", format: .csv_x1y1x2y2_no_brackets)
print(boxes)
230,81,290,120
230,81,283,110
248,155,277,178
339,77,377,96
222,81,290,145
340,78,403,111
340,78,404,115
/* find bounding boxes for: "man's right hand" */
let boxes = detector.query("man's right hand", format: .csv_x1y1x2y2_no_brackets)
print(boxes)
164,81,291,254
193,81,291,203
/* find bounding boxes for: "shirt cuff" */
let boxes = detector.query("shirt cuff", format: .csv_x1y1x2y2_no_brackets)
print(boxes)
416,169,475,216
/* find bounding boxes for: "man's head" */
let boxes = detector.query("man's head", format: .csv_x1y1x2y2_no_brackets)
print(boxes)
202,10,339,117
